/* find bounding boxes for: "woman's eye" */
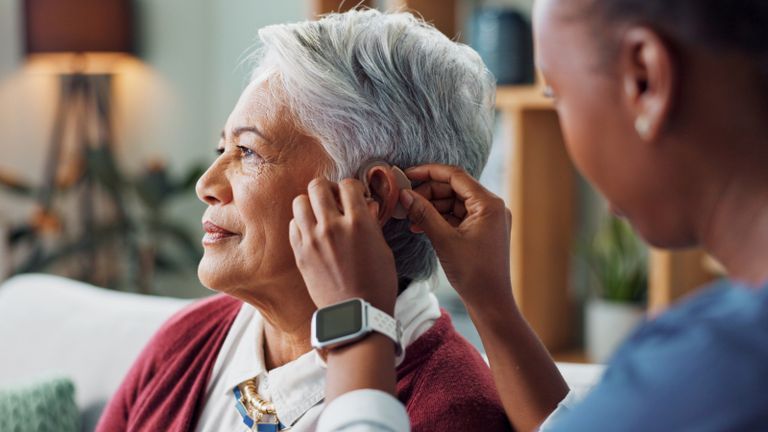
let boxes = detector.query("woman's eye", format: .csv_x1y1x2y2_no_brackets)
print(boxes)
237,145,262,161
215,148,224,156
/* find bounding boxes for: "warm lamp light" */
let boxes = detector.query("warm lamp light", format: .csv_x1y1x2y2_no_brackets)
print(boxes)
24,0,134,73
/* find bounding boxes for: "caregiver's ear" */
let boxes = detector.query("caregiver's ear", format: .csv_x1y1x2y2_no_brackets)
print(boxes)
365,165,401,225
618,26,676,142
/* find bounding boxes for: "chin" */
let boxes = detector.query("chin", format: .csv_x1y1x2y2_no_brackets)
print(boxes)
633,219,699,250
197,256,229,293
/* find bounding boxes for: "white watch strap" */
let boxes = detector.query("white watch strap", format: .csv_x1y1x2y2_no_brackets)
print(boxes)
365,303,403,355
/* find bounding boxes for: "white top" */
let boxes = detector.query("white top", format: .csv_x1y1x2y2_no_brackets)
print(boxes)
195,277,441,432
316,388,577,432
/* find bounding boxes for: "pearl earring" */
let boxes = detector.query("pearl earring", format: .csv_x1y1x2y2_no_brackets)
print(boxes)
635,116,651,139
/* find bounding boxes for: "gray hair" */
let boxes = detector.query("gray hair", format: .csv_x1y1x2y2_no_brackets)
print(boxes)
253,9,496,283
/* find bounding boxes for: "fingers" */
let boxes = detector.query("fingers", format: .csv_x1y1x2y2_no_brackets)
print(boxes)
413,181,457,201
288,218,302,249
429,198,467,219
405,165,493,203
338,179,371,218
400,189,454,247
307,178,341,223
292,194,316,233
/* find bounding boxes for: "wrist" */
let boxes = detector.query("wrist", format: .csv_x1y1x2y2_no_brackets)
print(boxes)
461,277,515,312
327,332,397,359
463,282,518,324
325,333,397,399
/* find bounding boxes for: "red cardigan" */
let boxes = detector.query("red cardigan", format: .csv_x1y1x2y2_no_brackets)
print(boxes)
97,294,512,431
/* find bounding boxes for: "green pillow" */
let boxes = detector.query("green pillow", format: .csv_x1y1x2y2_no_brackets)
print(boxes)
0,377,80,432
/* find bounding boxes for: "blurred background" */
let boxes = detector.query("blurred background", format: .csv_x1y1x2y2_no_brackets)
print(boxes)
0,0,720,368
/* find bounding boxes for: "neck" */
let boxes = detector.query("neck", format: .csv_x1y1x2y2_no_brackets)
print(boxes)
697,151,768,286
238,273,317,370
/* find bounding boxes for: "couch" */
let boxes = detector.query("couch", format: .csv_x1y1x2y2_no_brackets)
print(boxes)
0,274,604,431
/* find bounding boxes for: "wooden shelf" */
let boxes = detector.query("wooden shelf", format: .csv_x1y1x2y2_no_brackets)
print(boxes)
496,85,553,111
496,85,718,352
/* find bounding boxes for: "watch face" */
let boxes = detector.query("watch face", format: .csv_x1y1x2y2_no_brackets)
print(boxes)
315,299,363,343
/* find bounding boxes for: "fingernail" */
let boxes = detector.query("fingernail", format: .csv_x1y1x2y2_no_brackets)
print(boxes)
400,190,414,209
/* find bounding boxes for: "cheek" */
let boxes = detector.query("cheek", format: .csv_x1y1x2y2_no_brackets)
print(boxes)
558,101,608,187
238,171,310,267
238,180,290,252
558,86,636,194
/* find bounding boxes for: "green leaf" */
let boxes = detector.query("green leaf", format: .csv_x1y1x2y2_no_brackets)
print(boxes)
87,147,125,194
581,215,648,304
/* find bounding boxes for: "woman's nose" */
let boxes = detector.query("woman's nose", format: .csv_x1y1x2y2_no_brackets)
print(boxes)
196,159,233,206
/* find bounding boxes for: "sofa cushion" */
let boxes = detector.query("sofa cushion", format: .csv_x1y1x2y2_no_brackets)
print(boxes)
0,274,192,430
0,377,80,432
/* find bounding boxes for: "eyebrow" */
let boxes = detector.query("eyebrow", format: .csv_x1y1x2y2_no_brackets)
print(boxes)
219,126,272,144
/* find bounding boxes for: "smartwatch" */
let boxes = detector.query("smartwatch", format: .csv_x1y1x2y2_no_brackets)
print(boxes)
311,298,403,355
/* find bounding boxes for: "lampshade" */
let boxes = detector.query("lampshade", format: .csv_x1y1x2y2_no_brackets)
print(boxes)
24,0,133,54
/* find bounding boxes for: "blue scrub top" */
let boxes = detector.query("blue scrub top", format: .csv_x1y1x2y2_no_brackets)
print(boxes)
551,279,768,431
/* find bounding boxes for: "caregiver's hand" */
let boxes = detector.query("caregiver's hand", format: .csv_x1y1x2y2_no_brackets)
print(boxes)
400,164,514,309
401,164,568,432
289,177,398,315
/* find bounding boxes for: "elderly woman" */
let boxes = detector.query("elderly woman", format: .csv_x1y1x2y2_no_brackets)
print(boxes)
96,9,511,432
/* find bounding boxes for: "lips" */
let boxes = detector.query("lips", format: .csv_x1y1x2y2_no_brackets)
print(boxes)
202,221,238,245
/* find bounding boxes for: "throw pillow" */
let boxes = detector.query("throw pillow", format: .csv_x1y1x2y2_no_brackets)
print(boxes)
0,377,80,432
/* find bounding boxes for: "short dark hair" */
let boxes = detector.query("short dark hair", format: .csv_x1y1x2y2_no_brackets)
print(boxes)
585,0,768,75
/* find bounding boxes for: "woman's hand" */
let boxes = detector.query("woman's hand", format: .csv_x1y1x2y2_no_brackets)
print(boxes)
400,164,514,310
289,177,398,315
291,178,399,402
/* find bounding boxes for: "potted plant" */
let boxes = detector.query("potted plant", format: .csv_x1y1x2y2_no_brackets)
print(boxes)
0,153,205,294
583,214,648,362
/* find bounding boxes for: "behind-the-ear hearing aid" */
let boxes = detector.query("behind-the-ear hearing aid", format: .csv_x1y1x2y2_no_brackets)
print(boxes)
357,161,412,219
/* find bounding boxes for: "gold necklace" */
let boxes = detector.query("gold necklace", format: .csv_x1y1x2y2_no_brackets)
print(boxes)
238,379,278,424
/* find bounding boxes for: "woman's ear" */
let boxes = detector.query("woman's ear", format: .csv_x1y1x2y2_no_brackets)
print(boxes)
365,165,401,226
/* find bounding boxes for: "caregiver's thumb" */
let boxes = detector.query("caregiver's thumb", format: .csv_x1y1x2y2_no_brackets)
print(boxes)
399,189,453,248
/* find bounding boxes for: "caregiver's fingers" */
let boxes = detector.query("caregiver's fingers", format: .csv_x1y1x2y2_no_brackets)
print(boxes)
400,190,455,247
413,181,458,202
307,178,341,223
429,198,467,220
405,165,493,202
410,212,463,233
430,198,454,214
452,200,468,219
444,214,463,227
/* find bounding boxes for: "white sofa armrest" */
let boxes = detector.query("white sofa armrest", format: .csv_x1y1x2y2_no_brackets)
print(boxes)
0,274,193,427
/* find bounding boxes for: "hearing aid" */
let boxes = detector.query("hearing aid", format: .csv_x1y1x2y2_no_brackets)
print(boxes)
357,161,412,220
